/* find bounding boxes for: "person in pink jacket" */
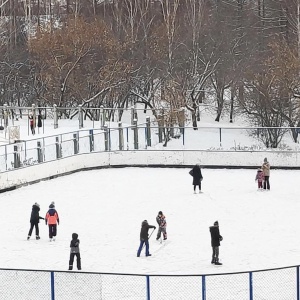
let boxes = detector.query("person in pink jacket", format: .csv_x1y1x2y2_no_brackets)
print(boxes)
255,168,265,190
45,201,60,242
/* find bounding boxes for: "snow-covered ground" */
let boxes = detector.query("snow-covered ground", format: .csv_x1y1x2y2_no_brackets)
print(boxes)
2,167,300,275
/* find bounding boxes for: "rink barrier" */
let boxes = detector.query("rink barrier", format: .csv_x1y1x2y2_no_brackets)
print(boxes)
0,126,300,192
0,266,300,299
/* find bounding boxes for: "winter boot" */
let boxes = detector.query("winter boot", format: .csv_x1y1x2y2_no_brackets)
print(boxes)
68,266,73,270
214,258,222,265
211,258,215,264
36,236,40,240
27,236,30,240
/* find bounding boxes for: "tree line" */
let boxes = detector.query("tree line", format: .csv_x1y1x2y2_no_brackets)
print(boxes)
0,0,299,147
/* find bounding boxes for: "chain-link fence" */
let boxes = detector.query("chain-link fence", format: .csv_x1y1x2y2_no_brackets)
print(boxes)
0,266,299,299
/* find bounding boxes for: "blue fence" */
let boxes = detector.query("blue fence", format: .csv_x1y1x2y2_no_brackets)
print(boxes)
1,266,299,299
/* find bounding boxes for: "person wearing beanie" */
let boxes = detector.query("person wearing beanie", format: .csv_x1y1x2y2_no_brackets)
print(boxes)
27,202,44,240
68,233,81,270
189,164,203,193
137,220,156,257
209,221,223,265
45,202,60,242
262,158,270,190
156,211,167,241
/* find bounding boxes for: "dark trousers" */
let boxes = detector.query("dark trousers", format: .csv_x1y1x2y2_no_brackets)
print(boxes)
30,125,35,135
48,224,57,238
212,246,219,261
69,253,81,270
263,176,270,190
137,240,150,256
28,222,39,237
194,183,201,191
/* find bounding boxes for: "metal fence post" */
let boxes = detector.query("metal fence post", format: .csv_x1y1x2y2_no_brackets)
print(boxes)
118,122,124,150
146,275,150,300
13,145,20,168
133,119,138,150
146,116,151,147
179,107,185,134
73,133,79,154
100,106,105,129
158,111,164,143
89,129,94,152
78,105,83,129
51,271,55,300
37,141,43,163
219,128,222,147
3,103,8,128
131,106,135,126
202,275,206,300
53,105,58,129
55,137,61,159
104,125,109,151
249,272,253,300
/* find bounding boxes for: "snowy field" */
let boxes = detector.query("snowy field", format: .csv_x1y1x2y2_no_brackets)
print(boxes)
1,167,300,275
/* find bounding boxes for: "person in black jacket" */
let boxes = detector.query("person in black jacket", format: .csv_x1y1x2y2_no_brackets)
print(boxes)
68,233,81,270
27,202,44,240
137,220,156,257
190,164,203,193
209,221,223,265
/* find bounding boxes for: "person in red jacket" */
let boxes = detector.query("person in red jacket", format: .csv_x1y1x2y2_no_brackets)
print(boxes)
45,201,59,242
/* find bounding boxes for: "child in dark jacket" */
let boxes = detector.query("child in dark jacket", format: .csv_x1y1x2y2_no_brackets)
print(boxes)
27,202,44,240
68,233,81,270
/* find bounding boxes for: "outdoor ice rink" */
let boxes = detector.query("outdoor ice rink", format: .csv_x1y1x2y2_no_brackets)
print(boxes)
1,167,300,275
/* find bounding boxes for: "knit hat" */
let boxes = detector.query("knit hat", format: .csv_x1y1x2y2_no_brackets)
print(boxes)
72,233,78,239
49,201,55,208
158,211,163,215
34,202,40,208
264,157,268,163
214,221,219,226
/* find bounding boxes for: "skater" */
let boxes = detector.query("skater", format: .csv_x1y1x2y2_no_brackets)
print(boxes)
137,220,156,257
27,202,44,240
29,114,35,135
209,221,223,265
262,157,270,190
156,211,167,241
45,201,59,241
68,233,81,270
255,168,265,190
189,164,203,193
